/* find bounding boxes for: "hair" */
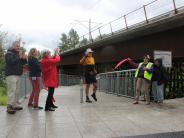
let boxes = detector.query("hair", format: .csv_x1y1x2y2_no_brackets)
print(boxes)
28,48,37,59
155,58,163,65
11,41,20,48
41,50,50,58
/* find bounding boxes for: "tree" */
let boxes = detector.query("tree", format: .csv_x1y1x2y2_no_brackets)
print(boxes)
68,29,79,48
58,29,79,52
58,33,69,51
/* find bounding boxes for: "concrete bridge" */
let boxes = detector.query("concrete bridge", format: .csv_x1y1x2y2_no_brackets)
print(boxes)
1,86,184,138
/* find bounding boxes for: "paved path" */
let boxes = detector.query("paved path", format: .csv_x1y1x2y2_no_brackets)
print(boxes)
0,86,184,138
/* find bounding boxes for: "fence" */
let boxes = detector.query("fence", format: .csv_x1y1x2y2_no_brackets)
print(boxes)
18,73,32,101
97,69,136,98
58,74,81,86
64,0,184,52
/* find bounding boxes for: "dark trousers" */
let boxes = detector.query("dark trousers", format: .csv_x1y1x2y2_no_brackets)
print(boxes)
45,87,54,108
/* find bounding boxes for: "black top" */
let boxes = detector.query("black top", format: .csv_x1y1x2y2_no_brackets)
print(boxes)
5,49,27,76
28,57,41,77
152,65,168,85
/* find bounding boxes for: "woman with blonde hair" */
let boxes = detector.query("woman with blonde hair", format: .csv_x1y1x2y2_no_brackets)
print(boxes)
28,48,43,110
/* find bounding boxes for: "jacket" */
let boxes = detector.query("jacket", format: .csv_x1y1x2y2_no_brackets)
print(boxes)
28,57,41,77
5,49,27,76
152,65,168,85
41,55,60,88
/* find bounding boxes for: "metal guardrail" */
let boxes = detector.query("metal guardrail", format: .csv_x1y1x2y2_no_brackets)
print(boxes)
19,73,32,101
64,0,184,52
58,74,81,86
97,69,136,98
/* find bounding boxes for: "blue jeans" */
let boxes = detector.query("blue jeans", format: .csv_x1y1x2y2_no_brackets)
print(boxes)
152,81,164,103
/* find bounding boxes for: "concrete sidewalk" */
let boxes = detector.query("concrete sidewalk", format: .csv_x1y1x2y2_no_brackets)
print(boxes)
1,86,184,138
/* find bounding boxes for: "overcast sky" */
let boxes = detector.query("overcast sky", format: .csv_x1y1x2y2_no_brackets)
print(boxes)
0,0,178,51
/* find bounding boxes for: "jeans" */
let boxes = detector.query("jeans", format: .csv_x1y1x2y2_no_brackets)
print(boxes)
152,81,164,102
28,77,41,106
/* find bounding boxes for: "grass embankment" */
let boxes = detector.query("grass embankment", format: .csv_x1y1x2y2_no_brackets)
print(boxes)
0,87,7,105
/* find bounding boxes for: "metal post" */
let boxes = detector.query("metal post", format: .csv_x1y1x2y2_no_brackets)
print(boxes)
98,27,102,39
109,22,113,35
124,15,128,30
80,78,83,103
173,0,177,14
143,5,148,23
24,74,27,99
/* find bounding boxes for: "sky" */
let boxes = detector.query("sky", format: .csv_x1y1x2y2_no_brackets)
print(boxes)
0,0,177,51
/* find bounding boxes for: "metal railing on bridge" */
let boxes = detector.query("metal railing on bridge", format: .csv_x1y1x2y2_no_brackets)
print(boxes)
64,0,184,52
97,69,136,98
58,74,81,86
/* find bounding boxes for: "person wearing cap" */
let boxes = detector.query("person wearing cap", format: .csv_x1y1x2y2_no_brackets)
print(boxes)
133,54,154,105
80,48,97,103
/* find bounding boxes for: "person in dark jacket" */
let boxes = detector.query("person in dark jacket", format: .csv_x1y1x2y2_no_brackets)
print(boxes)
28,48,43,110
5,41,27,114
152,58,168,103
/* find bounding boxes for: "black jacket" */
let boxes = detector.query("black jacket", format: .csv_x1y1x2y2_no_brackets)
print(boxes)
28,57,41,77
5,49,27,76
152,65,168,85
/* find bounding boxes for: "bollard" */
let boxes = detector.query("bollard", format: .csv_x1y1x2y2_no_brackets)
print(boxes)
80,78,84,103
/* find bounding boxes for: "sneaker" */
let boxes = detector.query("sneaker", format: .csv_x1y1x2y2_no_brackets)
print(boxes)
91,93,97,101
33,106,43,110
133,101,139,104
7,105,16,114
13,106,23,111
45,107,55,111
146,102,150,105
86,98,92,103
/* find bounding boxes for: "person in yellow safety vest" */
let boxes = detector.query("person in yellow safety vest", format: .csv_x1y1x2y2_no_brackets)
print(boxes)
80,48,97,103
133,54,154,105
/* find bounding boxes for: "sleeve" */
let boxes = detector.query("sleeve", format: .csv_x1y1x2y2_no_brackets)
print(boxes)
147,65,154,74
5,53,20,65
47,55,60,65
21,59,27,65
127,59,138,68
80,56,86,65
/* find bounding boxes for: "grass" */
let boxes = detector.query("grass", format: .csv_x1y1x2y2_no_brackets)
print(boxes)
0,87,7,106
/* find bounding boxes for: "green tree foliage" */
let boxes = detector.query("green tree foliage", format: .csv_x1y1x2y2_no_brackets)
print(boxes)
58,28,80,51
0,30,6,88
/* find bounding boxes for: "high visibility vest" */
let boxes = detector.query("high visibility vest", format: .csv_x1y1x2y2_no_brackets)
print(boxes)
135,62,153,80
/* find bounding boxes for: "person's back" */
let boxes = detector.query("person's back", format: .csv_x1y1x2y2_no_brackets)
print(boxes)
28,57,41,77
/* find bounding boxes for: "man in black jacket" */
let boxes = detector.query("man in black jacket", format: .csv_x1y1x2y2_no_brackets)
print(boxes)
5,41,27,114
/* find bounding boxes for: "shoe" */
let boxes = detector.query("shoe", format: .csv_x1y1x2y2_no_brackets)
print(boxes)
146,102,150,105
7,105,16,114
45,107,55,111
28,104,33,107
13,106,23,110
33,106,43,110
133,101,139,104
91,93,97,101
86,98,92,103
51,104,58,108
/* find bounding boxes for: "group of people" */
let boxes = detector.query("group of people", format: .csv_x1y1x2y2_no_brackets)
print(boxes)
128,54,168,105
5,40,168,114
5,41,60,114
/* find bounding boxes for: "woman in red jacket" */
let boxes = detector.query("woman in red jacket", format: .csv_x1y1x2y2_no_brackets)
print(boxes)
41,49,60,111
